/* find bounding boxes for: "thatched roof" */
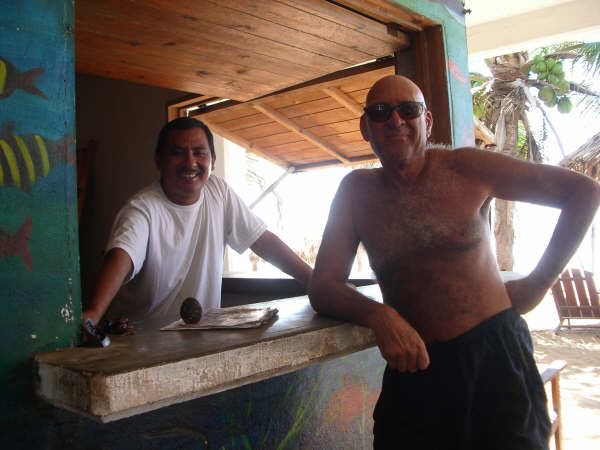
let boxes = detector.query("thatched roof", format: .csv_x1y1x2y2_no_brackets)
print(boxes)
560,132,600,181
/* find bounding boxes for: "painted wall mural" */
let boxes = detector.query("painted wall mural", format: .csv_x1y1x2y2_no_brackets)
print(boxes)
1,0,80,426
0,121,74,193
6,347,385,449
0,56,46,100
0,215,32,270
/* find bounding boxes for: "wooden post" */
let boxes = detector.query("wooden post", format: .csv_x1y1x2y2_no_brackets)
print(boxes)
407,25,452,146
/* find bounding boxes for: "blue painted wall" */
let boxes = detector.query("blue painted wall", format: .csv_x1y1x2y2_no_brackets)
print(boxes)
1,0,79,424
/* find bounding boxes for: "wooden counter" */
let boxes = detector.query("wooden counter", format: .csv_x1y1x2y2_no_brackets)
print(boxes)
34,285,380,423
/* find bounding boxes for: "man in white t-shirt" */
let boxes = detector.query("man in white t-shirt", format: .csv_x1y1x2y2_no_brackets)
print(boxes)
82,117,312,326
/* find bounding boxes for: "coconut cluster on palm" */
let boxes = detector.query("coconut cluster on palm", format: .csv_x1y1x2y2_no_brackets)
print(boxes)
470,42,600,270
530,55,572,113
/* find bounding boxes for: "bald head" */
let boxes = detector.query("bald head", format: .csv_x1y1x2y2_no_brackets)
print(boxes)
360,75,433,164
366,75,426,108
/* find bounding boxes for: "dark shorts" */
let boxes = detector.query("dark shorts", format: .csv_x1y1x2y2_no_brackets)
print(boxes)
373,308,551,450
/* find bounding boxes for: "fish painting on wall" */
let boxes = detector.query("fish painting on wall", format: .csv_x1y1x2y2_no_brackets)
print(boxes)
0,122,73,192
0,217,32,270
0,56,46,100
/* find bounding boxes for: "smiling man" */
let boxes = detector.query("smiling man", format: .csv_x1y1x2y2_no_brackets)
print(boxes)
82,117,311,327
309,75,600,449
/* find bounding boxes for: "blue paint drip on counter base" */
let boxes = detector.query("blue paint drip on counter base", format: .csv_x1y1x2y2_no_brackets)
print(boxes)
2,347,385,450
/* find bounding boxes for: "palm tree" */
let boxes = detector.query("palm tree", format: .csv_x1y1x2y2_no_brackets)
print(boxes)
470,42,600,270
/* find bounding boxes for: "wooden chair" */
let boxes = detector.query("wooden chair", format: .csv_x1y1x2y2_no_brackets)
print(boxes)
540,360,567,450
550,268,600,332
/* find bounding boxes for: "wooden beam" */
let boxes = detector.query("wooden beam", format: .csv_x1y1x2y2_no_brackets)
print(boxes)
295,154,379,171
335,0,434,32
200,118,290,169
281,0,410,45
148,0,379,65
253,103,351,164
248,59,395,104
410,26,452,146
167,95,217,122
214,0,406,56
323,86,363,116
167,95,217,110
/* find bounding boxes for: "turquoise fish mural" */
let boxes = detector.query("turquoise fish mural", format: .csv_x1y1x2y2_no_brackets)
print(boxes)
0,217,32,270
0,56,46,100
0,122,73,192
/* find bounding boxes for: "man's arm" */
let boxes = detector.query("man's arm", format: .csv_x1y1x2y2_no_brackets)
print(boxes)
455,148,600,313
250,230,312,288
309,174,429,372
82,248,132,325
505,164,600,312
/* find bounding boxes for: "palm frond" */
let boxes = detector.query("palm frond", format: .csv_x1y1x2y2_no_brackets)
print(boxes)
470,72,490,86
537,104,567,158
495,110,506,152
569,80,600,97
568,80,600,116
575,94,600,117
519,114,544,162
569,42,600,77
548,41,585,52
541,117,548,144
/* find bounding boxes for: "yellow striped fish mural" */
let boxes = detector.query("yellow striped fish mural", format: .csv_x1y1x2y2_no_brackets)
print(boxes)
0,122,73,192
0,56,46,100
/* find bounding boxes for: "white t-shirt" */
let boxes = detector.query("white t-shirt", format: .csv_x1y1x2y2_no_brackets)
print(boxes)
105,175,266,323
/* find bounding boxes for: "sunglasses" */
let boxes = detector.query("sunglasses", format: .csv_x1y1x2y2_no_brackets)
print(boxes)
363,101,426,122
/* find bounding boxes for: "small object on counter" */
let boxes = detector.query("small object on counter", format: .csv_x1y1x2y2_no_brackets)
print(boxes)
162,305,278,330
82,318,111,347
102,316,133,335
180,297,203,324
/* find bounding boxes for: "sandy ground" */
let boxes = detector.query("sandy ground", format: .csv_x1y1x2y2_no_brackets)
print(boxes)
523,294,600,450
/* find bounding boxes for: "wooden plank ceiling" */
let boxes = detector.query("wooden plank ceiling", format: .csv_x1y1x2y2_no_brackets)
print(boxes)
75,0,437,170
187,61,396,171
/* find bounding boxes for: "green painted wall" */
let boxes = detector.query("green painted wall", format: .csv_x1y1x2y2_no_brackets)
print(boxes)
0,0,80,422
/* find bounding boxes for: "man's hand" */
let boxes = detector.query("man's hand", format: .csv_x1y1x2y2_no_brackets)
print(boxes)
82,309,101,328
366,304,430,373
504,276,553,315
250,230,312,288
82,247,133,330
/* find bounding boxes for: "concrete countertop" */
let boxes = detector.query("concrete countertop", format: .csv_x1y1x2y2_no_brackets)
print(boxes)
34,284,380,423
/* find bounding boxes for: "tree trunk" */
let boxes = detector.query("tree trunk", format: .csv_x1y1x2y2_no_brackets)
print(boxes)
494,112,519,271
494,199,515,270
485,53,527,272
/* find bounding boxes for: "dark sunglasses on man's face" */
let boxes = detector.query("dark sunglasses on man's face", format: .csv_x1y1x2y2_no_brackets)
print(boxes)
363,101,426,123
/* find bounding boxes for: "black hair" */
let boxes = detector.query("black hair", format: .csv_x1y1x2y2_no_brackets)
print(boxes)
155,117,215,159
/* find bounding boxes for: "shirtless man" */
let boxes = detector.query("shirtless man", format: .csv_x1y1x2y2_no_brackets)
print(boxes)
309,75,600,449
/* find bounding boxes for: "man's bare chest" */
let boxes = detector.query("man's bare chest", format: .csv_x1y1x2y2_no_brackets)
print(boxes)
353,179,490,271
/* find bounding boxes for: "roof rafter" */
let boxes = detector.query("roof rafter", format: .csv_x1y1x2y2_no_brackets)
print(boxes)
323,86,364,116
252,103,351,164
201,118,290,169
